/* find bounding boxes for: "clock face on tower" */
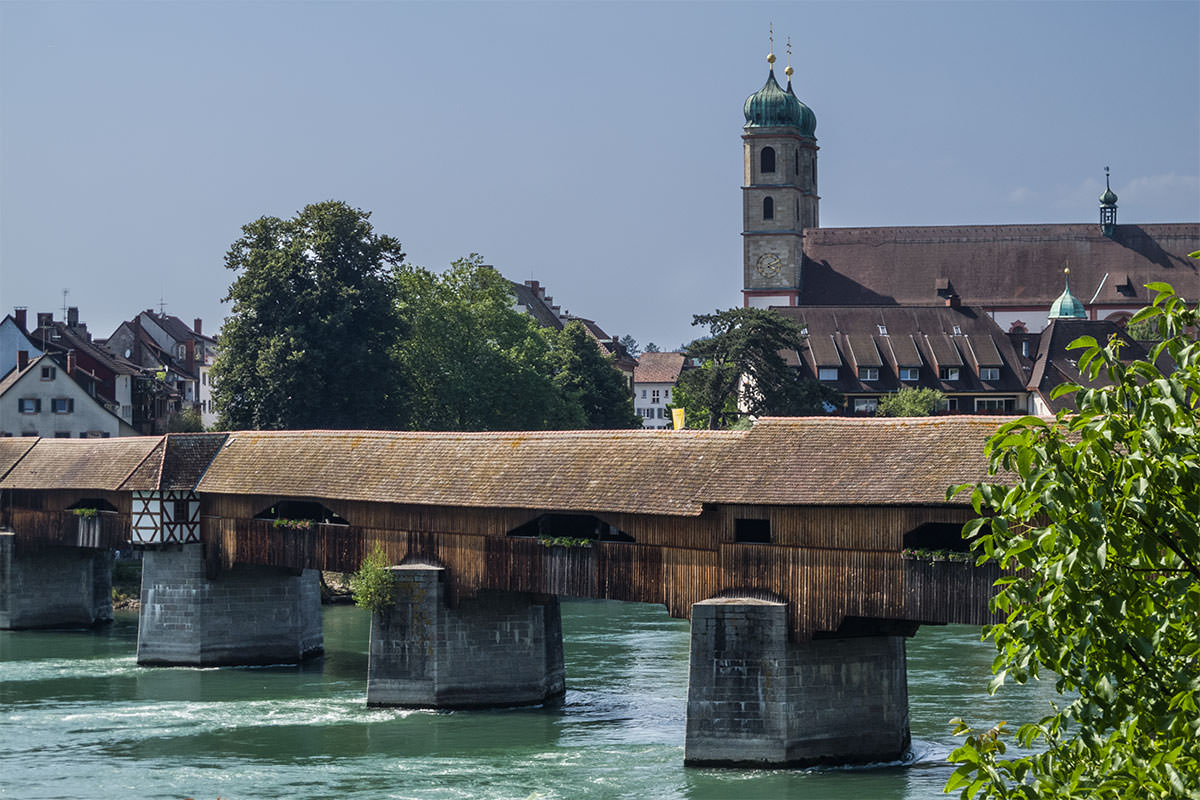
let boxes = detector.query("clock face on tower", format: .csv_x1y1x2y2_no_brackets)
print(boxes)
756,252,783,278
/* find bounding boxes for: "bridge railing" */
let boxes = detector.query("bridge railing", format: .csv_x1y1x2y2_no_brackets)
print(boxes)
1,509,130,551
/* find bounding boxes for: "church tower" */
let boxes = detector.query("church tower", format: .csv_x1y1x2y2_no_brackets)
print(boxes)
742,40,818,308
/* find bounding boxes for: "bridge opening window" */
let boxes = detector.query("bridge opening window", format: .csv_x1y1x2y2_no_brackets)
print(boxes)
734,518,771,544
67,498,118,513
254,500,349,526
760,146,776,174
507,513,634,543
903,521,972,554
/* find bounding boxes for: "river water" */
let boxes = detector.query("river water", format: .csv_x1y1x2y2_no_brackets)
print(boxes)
0,600,1058,799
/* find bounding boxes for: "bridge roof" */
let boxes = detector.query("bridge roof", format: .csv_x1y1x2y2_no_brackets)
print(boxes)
0,438,38,479
120,433,229,491
196,429,745,516
0,436,163,491
699,416,1008,506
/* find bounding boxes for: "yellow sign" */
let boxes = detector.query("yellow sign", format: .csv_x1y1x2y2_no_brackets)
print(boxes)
671,408,686,430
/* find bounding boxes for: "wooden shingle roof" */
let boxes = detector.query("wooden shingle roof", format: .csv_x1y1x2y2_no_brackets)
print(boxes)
0,438,38,481
197,429,745,516
0,436,163,491
698,416,1008,506
120,433,229,491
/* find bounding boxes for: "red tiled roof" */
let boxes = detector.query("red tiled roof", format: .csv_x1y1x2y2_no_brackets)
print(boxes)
634,352,686,384
799,223,1199,308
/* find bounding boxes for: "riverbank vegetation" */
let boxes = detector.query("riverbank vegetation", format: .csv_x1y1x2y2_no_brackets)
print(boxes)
947,277,1200,798
211,202,639,432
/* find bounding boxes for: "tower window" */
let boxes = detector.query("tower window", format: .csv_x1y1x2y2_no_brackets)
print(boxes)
794,148,799,175
760,146,776,174
812,155,817,184
763,196,774,220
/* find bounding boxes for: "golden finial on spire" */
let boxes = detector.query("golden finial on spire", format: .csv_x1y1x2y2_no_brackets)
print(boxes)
785,36,794,78
768,22,775,66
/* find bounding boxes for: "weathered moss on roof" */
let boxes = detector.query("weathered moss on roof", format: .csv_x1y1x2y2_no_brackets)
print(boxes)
698,416,1009,506
197,428,746,516
120,433,229,491
0,436,164,491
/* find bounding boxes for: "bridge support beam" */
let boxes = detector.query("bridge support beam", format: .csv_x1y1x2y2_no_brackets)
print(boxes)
684,598,910,767
0,532,113,629
367,565,564,708
136,543,323,666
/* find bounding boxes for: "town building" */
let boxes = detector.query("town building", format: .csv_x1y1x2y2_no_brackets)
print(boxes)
739,54,1200,329
632,352,686,428
0,353,137,438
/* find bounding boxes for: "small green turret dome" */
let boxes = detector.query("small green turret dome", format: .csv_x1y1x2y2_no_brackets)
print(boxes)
744,66,816,136
1048,268,1087,320
1099,185,1118,207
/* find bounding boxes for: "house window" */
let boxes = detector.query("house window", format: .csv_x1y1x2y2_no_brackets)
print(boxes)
1021,341,1030,357
853,398,878,414
651,389,660,402
940,366,960,381
173,499,190,522
51,397,74,414
980,367,1000,381
40,366,55,381
641,389,646,398
975,398,1014,413
763,196,774,220
18,398,40,414
943,397,959,411
53,431,71,438
760,146,776,174
877,324,888,335
658,407,669,419
858,367,879,381
664,388,670,400
201,372,207,386
818,367,838,381
952,325,963,335
900,367,920,381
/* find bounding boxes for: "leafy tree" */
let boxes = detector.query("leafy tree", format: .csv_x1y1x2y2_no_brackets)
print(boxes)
1124,315,1164,342
397,255,574,431
874,386,945,417
212,201,407,430
947,280,1200,799
677,308,839,428
550,321,641,429
166,407,205,432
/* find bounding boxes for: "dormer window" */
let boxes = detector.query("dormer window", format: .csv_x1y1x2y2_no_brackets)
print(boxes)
940,366,960,381
980,367,1000,381
858,367,879,381
877,324,888,335
952,325,962,336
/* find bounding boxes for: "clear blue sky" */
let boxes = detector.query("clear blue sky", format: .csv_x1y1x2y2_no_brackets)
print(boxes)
2,1,1197,351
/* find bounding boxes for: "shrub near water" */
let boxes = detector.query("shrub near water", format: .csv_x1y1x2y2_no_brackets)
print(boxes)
350,545,395,614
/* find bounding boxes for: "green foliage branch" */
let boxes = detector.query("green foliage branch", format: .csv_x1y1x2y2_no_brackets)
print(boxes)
946,279,1200,799
875,386,945,417
350,544,395,615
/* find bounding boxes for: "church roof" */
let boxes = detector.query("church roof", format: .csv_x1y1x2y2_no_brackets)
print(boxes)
744,69,816,136
798,222,1200,308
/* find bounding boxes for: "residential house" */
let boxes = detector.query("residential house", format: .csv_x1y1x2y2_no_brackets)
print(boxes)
633,352,686,428
0,353,138,438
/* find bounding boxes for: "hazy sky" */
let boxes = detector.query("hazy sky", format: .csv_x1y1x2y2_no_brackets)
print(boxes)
2,1,1197,351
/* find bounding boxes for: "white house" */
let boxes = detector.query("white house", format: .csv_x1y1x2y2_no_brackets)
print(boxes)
633,352,686,430
0,354,138,438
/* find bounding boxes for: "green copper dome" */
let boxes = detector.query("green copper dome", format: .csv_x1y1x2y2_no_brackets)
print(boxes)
744,69,816,136
1099,185,1118,207
1048,270,1087,319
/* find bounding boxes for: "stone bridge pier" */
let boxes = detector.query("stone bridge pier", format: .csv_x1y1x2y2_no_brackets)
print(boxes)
685,598,910,767
136,543,323,666
367,565,565,708
0,531,113,629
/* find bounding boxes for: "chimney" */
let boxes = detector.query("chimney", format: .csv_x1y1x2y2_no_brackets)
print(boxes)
193,318,202,335
67,306,79,327
66,350,76,375
17,351,28,372
14,308,26,333
185,339,195,376
37,312,53,329
945,293,961,308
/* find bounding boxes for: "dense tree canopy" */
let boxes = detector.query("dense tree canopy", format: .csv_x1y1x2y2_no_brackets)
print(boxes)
875,386,945,417
550,321,640,429
675,308,839,428
947,280,1200,799
212,201,407,430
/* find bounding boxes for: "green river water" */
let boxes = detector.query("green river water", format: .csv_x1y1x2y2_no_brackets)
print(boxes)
0,601,1059,800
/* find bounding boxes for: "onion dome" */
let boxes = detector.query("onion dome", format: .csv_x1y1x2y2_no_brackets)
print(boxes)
1048,268,1087,320
744,54,816,136
1099,183,1118,207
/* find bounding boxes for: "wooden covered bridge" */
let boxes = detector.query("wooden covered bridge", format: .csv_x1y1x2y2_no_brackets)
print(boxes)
0,416,1009,766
